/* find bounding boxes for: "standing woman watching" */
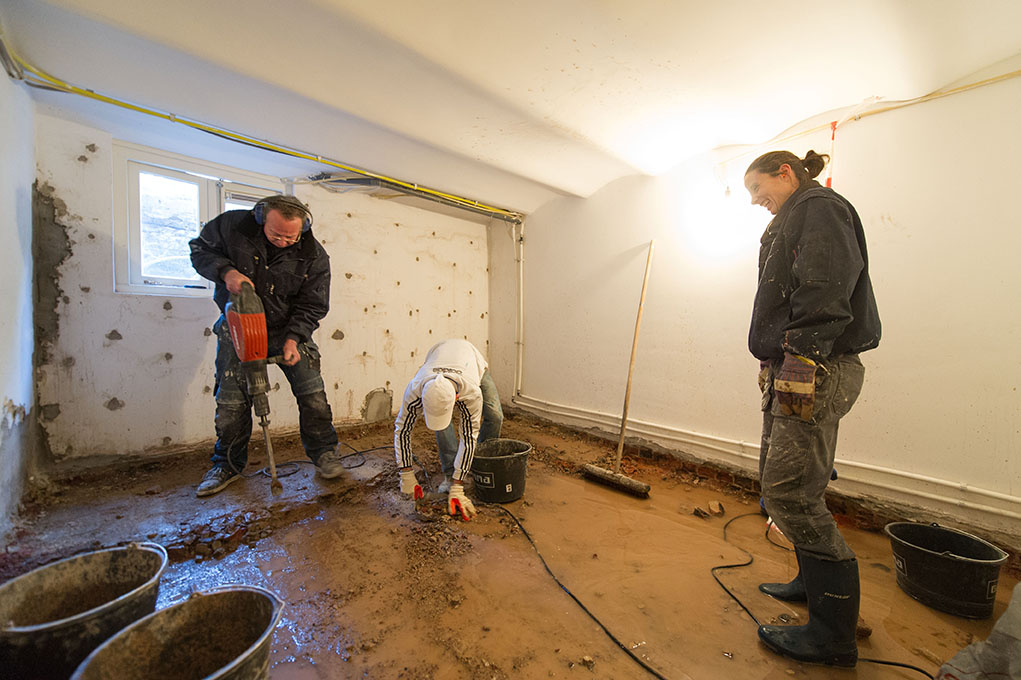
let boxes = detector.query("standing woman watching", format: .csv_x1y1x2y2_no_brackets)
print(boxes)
744,150,881,667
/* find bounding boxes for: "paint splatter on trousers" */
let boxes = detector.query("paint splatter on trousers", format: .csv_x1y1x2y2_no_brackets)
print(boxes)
759,353,865,562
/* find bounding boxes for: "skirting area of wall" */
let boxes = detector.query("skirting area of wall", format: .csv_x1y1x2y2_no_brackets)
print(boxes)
511,392,1021,543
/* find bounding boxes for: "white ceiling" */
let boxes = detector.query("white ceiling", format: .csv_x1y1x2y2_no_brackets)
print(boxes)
3,0,1021,214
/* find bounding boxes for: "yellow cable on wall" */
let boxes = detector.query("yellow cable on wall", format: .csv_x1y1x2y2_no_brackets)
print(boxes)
721,65,1021,170
7,47,524,223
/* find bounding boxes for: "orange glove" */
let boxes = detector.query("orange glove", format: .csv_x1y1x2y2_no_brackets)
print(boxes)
447,484,477,521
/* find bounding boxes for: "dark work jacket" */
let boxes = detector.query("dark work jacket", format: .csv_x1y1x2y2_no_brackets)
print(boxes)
748,181,881,362
189,210,331,347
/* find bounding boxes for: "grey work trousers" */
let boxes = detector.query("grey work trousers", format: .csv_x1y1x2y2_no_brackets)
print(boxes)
759,353,865,562
211,316,337,471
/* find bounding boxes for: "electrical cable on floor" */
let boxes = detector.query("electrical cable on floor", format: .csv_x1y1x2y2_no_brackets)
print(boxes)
711,512,763,626
485,503,671,680
764,519,794,551
713,513,936,679
217,438,937,680
248,440,391,479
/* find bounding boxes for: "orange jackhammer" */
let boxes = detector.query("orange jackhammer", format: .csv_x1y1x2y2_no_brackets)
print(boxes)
225,282,284,495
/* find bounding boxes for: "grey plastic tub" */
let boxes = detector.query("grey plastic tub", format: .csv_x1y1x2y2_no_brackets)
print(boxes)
72,585,285,680
0,542,168,678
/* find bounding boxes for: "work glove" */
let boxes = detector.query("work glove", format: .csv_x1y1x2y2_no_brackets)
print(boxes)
447,484,477,521
399,469,423,500
758,359,771,392
773,352,818,421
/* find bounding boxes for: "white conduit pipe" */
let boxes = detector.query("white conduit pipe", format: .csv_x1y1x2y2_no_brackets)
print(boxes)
511,393,1021,521
513,221,525,396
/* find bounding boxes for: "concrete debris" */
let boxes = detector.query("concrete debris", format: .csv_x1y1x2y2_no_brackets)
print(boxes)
708,500,725,516
915,647,943,666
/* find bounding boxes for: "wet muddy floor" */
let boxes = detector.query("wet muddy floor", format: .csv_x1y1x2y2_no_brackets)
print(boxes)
3,411,1017,679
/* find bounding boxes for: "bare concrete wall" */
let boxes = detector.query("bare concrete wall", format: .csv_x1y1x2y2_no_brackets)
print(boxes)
33,111,489,463
0,75,36,534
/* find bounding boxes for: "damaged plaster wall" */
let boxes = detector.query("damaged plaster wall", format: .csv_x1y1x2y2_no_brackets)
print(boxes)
498,62,1021,536
33,111,488,463
295,182,489,428
0,73,36,534
33,114,215,461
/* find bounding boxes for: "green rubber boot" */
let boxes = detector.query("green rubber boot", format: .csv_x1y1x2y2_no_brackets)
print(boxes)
759,549,807,602
758,554,859,667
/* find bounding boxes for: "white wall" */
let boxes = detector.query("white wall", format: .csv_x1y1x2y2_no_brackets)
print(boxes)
33,111,489,462
0,72,35,532
499,71,1021,536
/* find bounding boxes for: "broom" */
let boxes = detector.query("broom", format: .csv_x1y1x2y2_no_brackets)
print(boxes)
582,240,654,498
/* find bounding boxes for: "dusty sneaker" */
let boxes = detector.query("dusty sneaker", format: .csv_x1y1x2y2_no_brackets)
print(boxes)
437,476,453,493
315,449,346,479
196,465,240,497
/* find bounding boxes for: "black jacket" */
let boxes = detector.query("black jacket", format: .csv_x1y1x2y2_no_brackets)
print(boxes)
748,181,881,362
189,209,331,347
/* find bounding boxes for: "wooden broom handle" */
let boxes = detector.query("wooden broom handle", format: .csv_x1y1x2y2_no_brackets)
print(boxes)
614,240,655,473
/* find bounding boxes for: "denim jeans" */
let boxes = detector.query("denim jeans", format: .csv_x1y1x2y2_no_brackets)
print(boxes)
759,354,865,561
435,369,504,476
211,315,337,471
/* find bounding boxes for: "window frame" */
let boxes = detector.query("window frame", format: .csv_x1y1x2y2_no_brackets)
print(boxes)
112,141,283,297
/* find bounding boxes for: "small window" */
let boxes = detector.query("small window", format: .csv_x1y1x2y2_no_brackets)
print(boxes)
223,189,264,213
131,163,208,288
113,142,282,296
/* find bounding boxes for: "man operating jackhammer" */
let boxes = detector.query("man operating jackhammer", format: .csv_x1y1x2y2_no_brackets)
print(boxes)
189,194,343,497
394,338,503,520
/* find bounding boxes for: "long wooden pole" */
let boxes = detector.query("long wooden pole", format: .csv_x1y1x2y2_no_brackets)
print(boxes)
613,240,655,473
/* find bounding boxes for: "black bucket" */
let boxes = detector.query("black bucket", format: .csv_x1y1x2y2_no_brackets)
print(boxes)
885,522,1008,619
0,542,168,679
471,438,530,503
71,585,284,680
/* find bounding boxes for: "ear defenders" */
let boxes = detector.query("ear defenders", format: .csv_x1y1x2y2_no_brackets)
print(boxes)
253,195,313,230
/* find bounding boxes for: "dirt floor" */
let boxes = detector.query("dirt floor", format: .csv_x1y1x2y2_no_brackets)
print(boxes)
2,410,1018,679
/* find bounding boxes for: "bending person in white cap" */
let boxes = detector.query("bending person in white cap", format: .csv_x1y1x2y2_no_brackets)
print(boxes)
393,338,503,520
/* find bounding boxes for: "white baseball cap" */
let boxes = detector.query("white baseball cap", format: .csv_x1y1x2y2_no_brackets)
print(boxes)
422,376,456,431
